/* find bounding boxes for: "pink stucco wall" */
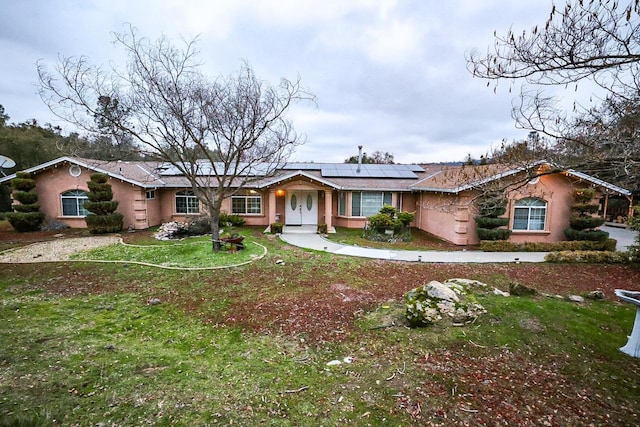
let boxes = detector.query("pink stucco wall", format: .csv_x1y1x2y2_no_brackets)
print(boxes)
415,173,605,245
33,162,142,230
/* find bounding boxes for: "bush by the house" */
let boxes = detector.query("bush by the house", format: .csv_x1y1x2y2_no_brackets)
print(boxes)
480,238,618,252
84,173,123,234
474,190,511,241
219,212,245,227
545,250,630,264
317,223,328,234
5,172,45,232
364,205,414,242
564,188,607,242
270,222,283,234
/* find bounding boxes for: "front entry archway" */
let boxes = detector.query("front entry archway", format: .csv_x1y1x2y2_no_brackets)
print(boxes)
285,190,318,225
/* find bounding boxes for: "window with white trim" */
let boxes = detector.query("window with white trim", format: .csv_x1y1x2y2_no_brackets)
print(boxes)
175,190,200,214
61,190,89,216
338,192,347,216
513,198,547,231
231,190,262,215
146,190,155,200
351,191,393,217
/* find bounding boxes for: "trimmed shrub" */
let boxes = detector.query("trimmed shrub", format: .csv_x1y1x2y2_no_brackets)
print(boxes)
85,213,124,234
480,238,617,252
571,203,600,214
270,222,283,234
317,223,328,234
545,250,630,264
476,227,512,241
368,212,396,232
474,216,509,229
397,211,414,226
365,205,413,242
568,216,605,231
5,211,45,232
84,173,122,234
6,171,44,232
563,228,609,241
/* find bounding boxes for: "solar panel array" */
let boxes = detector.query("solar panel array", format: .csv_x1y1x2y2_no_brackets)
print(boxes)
285,163,424,178
156,161,425,179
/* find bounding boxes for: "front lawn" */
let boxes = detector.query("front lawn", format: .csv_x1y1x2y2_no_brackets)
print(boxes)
1,228,639,425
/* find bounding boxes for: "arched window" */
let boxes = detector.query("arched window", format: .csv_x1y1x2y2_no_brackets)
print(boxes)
513,198,547,231
175,190,199,214
61,190,89,217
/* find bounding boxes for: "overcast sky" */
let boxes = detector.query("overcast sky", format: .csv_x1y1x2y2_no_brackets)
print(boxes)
1,0,575,164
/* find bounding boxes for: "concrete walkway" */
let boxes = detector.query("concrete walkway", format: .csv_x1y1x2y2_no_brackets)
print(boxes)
279,225,636,264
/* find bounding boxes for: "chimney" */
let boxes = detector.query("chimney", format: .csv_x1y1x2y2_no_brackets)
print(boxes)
357,145,363,173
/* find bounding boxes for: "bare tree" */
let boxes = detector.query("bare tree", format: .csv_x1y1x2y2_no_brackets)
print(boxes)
38,26,315,251
467,0,640,189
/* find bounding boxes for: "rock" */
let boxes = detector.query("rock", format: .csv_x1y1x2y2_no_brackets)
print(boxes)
405,280,486,327
509,282,537,296
493,288,510,297
148,298,162,305
585,290,605,300
567,295,585,303
445,278,488,288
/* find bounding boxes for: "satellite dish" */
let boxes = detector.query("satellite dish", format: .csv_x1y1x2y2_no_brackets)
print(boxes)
0,154,16,177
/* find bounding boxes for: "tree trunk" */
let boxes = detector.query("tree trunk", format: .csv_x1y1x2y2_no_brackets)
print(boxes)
209,205,222,252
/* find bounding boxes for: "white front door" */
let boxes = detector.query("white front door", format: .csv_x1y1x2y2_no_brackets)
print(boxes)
285,191,318,225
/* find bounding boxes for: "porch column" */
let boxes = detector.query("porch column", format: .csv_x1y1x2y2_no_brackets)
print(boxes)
324,189,333,230
268,189,277,224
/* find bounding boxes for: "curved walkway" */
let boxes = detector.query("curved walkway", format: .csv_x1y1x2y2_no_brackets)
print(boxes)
280,225,635,263
279,233,547,263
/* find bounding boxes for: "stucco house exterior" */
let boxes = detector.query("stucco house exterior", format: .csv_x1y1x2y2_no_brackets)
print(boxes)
0,156,633,245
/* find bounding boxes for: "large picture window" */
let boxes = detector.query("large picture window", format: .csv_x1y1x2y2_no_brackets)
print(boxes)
175,190,200,214
513,198,547,231
232,190,262,215
61,190,89,216
351,191,393,217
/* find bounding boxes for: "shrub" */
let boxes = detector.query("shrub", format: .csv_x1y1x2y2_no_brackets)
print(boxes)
474,216,509,229
270,222,283,234
480,238,617,252
84,173,122,234
218,212,246,227
568,216,606,231
628,206,640,262
368,213,395,232
317,223,328,234
6,172,44,232
365,206,413,242
397,211,414,227
545,250,630,264
476,228,512,241
5,211,45,232
563,228,609,241
85,213,124,234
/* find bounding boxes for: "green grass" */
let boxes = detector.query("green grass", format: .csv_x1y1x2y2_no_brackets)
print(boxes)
70,234,265,268
1,230,640,425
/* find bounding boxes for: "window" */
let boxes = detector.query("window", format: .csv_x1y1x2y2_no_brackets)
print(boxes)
513,198,547,231
175,190,199,214
232,190,262,215
146,190,155,200
338,192,347,216
61,190,89,216
351,191,393,217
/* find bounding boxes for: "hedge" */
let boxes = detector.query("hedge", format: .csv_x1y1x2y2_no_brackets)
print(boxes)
480,238,618,252
545,251,631,264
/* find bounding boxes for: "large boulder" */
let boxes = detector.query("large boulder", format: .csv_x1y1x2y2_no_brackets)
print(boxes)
405,280,487,327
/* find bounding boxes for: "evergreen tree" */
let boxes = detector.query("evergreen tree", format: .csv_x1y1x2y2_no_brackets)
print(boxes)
84,173,123,234
5,172,45,232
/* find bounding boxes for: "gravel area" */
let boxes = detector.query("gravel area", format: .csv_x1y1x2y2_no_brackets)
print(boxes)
0,236,121,263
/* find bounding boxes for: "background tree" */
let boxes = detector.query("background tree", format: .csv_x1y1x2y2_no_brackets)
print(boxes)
84,172,123,234
5,172,45,232
467,0,640,191
345,150,394,164
38,26,315,251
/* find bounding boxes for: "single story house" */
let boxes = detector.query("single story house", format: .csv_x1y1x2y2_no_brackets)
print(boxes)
0,156,633,245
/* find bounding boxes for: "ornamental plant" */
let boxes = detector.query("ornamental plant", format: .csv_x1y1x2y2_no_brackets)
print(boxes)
563,188,608,242
5,171,45,232
474,189,511,241
84,173,123,234
365,205,414,242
